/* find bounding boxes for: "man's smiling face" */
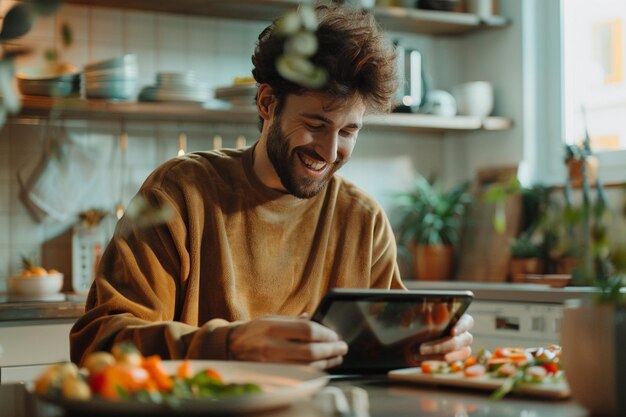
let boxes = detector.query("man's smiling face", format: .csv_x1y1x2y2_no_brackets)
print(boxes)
265,92,365,199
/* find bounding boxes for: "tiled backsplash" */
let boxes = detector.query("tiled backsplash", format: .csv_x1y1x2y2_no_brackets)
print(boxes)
0,1,439,289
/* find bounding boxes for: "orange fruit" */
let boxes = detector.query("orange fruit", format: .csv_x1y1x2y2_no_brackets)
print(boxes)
30,266,48,277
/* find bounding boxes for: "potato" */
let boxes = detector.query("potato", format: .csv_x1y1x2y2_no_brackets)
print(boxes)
83,351,115,375
61,375,91,400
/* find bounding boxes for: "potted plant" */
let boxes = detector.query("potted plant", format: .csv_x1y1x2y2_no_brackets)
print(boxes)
564,143,598,189
508,233,544,281
559,120,626,415
394,176,472,280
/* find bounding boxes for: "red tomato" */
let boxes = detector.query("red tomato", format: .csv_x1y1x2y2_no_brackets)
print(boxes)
91,364,150,399
541,362,559,375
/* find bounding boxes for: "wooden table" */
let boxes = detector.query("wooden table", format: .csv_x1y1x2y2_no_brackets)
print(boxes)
0,376,590,417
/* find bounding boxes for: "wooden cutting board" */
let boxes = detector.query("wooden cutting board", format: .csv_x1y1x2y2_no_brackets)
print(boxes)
388,367,571,399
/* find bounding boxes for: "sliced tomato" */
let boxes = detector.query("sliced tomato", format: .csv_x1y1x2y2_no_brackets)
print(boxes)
92,364,150,399
541,362,559,375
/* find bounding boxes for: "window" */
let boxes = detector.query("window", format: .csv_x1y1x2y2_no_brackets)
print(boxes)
563,0,626,182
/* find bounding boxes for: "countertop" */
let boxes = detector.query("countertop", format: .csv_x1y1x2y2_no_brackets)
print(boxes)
405,281,602,304
0,376,590,417
0,281,605,322
0,293,86,321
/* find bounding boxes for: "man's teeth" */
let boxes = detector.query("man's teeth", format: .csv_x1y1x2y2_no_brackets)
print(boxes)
300,154,326,171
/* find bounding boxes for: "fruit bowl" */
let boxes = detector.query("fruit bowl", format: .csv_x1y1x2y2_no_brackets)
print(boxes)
8,273,64,297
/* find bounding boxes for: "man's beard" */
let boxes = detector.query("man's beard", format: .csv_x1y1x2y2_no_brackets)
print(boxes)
266,116,346,199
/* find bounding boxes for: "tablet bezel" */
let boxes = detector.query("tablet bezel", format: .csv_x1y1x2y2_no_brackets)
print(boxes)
311,288,474,374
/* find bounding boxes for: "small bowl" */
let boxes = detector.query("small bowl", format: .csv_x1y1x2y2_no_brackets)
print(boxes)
85,79,137,99
16,63,79,82
8,273,64,297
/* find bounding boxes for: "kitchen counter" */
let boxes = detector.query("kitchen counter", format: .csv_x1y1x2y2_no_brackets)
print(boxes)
404,280,602,304
0,376,591,417
0,294,86,321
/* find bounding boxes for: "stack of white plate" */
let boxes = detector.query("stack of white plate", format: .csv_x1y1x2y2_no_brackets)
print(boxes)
138,71,209,104
16,63,81,97
214,83,258,108
83,54,137,100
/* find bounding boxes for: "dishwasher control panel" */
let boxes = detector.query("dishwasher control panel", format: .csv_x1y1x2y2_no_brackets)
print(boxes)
467,300,563,350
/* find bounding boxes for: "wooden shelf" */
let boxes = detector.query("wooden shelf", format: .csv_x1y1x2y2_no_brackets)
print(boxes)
14,96,512,133
64,0,509,36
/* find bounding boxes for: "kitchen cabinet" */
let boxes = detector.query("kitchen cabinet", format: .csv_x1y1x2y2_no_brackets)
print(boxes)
12,0,513,134
0,319,75,384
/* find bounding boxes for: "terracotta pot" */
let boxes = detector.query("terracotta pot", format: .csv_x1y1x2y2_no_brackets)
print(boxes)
414,244,453,280
509,257,545,277
554,257,578,275
561,301,626,416
567,156,598,188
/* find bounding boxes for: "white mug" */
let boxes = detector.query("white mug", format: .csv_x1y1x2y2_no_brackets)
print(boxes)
451,81,494,118
467,0,493,17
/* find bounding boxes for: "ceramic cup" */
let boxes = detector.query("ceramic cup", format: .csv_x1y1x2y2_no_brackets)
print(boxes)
422,90,457,117
451,81,494,118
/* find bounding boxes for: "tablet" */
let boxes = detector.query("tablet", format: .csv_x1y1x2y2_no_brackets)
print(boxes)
312,288,473,374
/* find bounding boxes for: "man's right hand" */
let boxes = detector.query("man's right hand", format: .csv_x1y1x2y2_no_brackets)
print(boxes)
227,316,348,370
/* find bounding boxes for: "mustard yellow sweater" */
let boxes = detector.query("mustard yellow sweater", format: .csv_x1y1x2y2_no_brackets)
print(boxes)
70,145,404,364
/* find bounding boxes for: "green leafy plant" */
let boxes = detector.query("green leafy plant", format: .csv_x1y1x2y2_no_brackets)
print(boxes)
394,176,472,248
509,234,542,258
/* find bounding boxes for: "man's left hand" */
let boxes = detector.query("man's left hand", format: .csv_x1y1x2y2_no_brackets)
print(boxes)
418,313,474,362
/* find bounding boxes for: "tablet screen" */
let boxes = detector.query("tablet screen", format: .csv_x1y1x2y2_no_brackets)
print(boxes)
312,289,473,373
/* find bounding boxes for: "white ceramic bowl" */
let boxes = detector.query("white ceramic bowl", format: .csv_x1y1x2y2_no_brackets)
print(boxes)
85,79,137,99
451,81,494,118
84,54,137,72
8,273,64,297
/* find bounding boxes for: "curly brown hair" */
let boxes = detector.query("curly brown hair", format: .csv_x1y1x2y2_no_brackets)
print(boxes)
252,3,398,130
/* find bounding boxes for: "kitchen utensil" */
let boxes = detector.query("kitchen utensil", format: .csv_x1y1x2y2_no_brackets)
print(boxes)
393,43,427,113
72,224,107,294
235,135,246,149
115,129,127,220
213,134,223,150
177,132,187,156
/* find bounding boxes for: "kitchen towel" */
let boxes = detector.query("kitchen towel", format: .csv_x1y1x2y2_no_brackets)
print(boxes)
19,128,108,222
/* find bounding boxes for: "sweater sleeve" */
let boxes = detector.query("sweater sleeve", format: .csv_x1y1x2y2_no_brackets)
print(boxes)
69,184,235,365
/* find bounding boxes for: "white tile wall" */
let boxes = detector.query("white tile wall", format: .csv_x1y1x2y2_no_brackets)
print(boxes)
0,3,266,287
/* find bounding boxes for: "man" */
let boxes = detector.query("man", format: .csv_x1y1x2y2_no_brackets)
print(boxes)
70,3,473,369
